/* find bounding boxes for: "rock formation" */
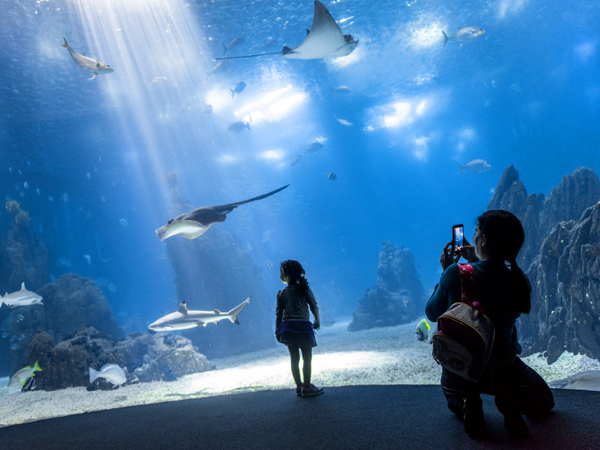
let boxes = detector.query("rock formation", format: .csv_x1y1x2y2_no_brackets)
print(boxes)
348,242,425,331
27,327,212,390
487,166,600,363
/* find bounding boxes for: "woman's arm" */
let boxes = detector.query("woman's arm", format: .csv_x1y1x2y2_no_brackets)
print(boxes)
425,263,461,321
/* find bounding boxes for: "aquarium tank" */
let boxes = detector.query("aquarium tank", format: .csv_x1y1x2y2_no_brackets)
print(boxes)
0,0,599,424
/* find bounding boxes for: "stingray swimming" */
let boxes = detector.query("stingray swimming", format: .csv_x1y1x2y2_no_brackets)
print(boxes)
156,185,289,241
214,1,358,61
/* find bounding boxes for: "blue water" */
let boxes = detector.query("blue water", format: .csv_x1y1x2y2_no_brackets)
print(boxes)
1,0,599,329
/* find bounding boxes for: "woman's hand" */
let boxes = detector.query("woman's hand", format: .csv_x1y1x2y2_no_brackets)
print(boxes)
313,321,320,331
457,236,478,262
440,241,459,271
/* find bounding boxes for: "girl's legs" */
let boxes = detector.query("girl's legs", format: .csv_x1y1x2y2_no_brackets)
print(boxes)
287,345,302,387
300,346,312,388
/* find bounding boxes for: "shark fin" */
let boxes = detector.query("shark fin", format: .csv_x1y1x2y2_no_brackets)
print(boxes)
20,282,26,291
213,308,221,314
177,302,189,313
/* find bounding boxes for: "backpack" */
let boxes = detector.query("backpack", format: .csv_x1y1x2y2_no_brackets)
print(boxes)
431,263,495,382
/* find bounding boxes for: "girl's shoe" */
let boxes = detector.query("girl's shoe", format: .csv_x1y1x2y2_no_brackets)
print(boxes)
296,386,303,396
302,384,324,397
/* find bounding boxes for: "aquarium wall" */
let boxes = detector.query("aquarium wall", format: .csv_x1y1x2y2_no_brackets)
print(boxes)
0,0,599,400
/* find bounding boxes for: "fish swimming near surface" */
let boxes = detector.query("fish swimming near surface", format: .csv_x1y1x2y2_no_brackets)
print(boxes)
61,38,113,80
456,159,491,174
89,363,127,386
327,172,337,181
231,81,246,98
148,297,251,331
228,121,250,132
415,319,431,342
155,185,289,241
549,370,600,391
214,1,358,61
8,361,42,387
442,27,486,46
1,282,43,308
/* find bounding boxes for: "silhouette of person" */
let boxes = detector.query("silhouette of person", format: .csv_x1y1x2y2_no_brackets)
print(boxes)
426,210,554,440
275,260,324,397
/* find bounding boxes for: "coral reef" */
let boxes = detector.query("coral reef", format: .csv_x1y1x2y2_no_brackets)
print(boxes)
348,242,425,331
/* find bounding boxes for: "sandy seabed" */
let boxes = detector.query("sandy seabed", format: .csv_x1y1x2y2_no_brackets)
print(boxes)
1,318,599,427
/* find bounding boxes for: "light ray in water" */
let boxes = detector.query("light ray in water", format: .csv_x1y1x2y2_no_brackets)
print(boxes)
66,0,212,213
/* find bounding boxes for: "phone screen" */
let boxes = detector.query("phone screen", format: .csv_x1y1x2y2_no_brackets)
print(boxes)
452,224,464,249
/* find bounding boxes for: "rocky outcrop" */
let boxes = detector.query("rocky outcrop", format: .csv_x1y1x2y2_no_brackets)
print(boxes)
488,166,600,363
487,166,600,271
2,273,124,376
520,203,600,363
348,242,425,331
27,327,212,390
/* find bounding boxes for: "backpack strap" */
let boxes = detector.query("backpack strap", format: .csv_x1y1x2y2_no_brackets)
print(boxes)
459,263,476,305
459,263,487,314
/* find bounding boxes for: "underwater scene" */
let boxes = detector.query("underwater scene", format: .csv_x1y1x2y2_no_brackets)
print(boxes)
1,0,600,424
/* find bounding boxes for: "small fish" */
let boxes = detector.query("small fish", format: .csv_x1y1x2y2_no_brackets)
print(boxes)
331,85,351,94
223,37,244,55
228,121,250,132
456,159,491,174
89,363,127,386
306,141,324,154
231,81,246,98
266,260,274,268
8,361,42,387
442,27,486,46
119,218,129,227
415,319,431,341
83,254,92,265
151,76,167,84
327,172,337,181
335,117,353,127
61,37,113,80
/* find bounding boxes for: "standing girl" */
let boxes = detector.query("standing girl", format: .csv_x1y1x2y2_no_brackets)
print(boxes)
275,260,324,397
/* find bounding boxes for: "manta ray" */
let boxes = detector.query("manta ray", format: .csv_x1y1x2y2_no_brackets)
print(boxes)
214,1,358,61
155,184,289,241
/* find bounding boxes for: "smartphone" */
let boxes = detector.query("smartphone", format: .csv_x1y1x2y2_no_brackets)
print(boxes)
452,224,464,249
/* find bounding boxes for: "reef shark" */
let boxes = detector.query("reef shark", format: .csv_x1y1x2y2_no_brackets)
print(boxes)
214,1,358,61
148,297,251,332
155,184,289,241
1,282,43,308
62,37,114,80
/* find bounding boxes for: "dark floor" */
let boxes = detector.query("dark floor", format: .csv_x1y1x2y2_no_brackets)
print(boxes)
0,385,598,450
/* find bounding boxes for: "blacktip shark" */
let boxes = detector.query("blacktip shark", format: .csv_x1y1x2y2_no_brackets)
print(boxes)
62,37,114,80
1,282,43,308
442,27,486,46
148,297,251,332
214,1,358,61
155,184,289,241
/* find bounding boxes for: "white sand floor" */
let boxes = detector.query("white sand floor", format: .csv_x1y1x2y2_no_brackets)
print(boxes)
1,318,599,427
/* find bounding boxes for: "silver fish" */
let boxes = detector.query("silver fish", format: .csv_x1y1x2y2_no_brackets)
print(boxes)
8,361,42,387
456,159,491,174
62,37,113,80
228,121,250,133
442,27,486,46
89,363,127,386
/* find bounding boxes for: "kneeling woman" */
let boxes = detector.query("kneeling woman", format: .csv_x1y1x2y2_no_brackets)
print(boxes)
276,260,324,397
426,210,554,440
